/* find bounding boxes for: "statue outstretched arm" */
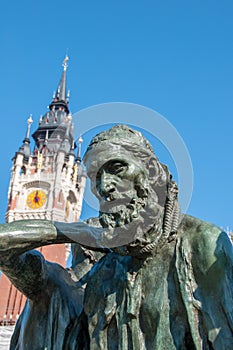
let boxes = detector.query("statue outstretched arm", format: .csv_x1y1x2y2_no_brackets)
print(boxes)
0,219,103,298
0,220,61,257
0,220,68,298
0,219,103,259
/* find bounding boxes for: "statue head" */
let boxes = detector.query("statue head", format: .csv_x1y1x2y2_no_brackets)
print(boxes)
83,125,180,254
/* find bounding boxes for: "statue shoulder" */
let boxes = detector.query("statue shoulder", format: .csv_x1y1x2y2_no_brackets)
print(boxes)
178,214,233,276
179,214,223,242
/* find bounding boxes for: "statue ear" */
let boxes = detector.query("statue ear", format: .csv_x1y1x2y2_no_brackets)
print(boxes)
148,158,169,207
148,157,168,187
149,157,169,185
148,157,158,179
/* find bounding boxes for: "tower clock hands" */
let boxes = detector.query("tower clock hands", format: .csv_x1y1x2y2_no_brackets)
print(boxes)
26,190,47,209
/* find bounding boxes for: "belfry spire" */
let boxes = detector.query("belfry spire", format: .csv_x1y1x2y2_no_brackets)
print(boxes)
32,56,73,147
49,56,69,113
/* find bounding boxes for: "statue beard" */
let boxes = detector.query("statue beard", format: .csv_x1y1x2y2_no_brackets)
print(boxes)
99,196,145,229
98,181,164,249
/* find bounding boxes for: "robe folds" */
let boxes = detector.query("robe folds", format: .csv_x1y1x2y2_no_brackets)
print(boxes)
10,215,233,349
10,259,84,350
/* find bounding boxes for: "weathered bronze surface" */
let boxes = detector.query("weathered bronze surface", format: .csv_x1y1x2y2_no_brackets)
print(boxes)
0,125,232,349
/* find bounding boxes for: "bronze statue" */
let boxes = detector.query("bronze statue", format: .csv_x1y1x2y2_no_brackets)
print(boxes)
0,125,232,349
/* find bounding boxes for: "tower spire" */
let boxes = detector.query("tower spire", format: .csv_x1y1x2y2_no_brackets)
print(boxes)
32,57,75,153
49,55,69,113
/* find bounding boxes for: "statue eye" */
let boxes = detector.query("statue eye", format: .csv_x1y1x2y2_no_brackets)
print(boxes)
109,162,127,175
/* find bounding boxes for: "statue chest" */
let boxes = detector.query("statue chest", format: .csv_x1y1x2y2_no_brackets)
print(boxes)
84,247,178,349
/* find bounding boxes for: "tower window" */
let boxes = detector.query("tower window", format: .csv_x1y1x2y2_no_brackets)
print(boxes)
20,166,26,175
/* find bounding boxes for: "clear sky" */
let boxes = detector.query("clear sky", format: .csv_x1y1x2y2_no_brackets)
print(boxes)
0,0,233,230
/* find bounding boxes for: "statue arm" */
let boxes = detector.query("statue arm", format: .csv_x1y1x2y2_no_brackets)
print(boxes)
0,250,48,299
0,220,71,257
0,220,69,298
0,219,102,298
0,220,103,258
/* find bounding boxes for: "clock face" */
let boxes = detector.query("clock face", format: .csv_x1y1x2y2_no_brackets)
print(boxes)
26,190,47,209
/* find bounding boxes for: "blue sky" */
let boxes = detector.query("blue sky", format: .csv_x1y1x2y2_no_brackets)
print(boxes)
0,1,233,230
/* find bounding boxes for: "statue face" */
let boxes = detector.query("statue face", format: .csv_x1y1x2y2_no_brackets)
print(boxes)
96,159,139,202
90,157,150,229
84,125,174,247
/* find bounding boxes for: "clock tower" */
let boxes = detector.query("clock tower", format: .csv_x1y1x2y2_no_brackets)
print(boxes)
6,56,85,224
0,57,86,331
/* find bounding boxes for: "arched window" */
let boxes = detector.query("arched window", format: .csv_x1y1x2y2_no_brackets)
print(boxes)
67,191,77,204
20,166,26,175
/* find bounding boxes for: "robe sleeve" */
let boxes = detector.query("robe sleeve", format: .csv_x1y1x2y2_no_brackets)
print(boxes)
0,250,47,299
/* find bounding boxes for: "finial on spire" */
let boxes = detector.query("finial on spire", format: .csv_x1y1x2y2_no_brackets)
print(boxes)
44,130,49,144
77,135,83,162
62,55,69,71
19,114,33,157
27,114,33,125
26,114,33,139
